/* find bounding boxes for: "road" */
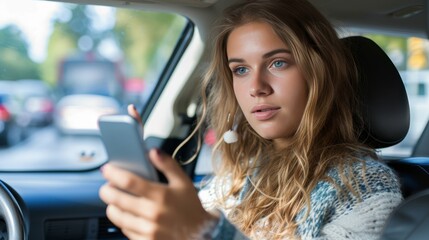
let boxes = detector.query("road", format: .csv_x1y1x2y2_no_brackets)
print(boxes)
0,126,107,171
0,125,216,178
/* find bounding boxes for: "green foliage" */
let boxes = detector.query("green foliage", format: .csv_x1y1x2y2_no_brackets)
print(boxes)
0,3,187,90
0,25,40,80
65,5,93,38
40,5,91,86
114,10,186,81
40,21,78,86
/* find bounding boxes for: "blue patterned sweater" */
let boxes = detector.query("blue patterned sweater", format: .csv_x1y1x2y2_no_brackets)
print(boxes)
198,158,403,239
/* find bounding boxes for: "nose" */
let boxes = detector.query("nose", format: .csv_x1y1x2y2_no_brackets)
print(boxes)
249,70,272,97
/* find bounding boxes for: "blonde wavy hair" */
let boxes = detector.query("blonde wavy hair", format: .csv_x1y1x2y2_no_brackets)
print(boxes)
177,0,377,238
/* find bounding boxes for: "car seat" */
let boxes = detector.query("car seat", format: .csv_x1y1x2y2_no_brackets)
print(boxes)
342,35,410,149
380,188,429,240
342,36,429,240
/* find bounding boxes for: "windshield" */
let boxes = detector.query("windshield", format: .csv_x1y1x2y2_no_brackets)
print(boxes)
0,0,188,171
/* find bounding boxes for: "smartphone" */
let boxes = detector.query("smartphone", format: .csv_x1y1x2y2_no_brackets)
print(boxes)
98,114,159,182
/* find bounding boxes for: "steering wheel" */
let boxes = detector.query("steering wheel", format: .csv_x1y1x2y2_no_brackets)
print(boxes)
0,180,26,240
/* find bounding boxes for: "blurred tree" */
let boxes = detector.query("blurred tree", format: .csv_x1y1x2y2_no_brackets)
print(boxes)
41,4,100,86
0,25,40,80
40,20,78,87
114,10,186,81
40,4,187,89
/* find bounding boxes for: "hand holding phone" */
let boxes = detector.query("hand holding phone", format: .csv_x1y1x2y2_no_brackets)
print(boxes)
98,114,159,182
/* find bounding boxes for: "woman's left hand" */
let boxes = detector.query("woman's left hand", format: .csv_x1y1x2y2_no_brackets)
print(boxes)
99,149,217,240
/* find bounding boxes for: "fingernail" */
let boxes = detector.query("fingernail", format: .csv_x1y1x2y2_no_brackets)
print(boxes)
100,164,106,173
153,148,163,158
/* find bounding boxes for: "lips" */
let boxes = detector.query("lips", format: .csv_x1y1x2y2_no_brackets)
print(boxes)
251,105,281,120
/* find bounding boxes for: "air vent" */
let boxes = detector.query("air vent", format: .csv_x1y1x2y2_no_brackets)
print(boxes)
97,217,126,239
45,218,87,240
45,217,126,240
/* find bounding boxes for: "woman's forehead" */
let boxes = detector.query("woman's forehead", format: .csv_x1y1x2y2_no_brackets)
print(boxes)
226,22,290,57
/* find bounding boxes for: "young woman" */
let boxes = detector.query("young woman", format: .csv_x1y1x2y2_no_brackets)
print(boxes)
99,0,403,239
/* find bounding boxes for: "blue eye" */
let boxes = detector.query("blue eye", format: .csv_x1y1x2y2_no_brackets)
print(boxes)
233,67,249,75
272,60,286,68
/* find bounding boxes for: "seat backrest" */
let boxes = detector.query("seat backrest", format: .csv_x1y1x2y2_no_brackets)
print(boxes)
380,188,429,240
385,157,429,197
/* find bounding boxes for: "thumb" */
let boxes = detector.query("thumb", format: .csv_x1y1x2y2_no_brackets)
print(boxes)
149,149,189,187
127,104,143,126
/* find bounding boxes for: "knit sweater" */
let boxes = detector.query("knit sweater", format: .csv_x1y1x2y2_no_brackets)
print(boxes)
198,158,403,239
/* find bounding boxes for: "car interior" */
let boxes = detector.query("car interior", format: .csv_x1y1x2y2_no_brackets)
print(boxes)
0,0,428,239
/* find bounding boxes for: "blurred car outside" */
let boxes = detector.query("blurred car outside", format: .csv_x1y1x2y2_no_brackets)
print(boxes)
0,80,25,146
54,52,131,135
13,79,55,128
0,93,15,146
54,94,121,135
57,51,125,102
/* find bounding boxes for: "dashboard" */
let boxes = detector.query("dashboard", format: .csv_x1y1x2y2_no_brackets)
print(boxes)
0,171,126,239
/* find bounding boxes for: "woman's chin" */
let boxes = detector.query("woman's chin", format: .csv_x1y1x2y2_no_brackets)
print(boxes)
255,130,294,147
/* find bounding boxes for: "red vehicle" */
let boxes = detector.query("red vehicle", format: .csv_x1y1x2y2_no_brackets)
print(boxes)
0,100,12,146
0,82,24,146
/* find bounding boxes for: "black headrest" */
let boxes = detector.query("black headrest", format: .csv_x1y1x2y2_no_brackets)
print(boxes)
341,36,410,148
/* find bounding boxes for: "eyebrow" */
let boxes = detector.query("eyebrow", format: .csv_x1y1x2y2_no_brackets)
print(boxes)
263,49,291,58
228,49,291,63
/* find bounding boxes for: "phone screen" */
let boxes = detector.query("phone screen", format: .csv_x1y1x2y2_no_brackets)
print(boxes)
98,114,159,182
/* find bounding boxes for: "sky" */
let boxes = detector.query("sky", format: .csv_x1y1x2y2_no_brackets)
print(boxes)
0,0,60,62
0,0,115,62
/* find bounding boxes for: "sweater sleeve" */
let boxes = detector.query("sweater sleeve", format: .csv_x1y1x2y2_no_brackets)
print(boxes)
306,160,403,240
198,176,250,239
313,192,402,240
